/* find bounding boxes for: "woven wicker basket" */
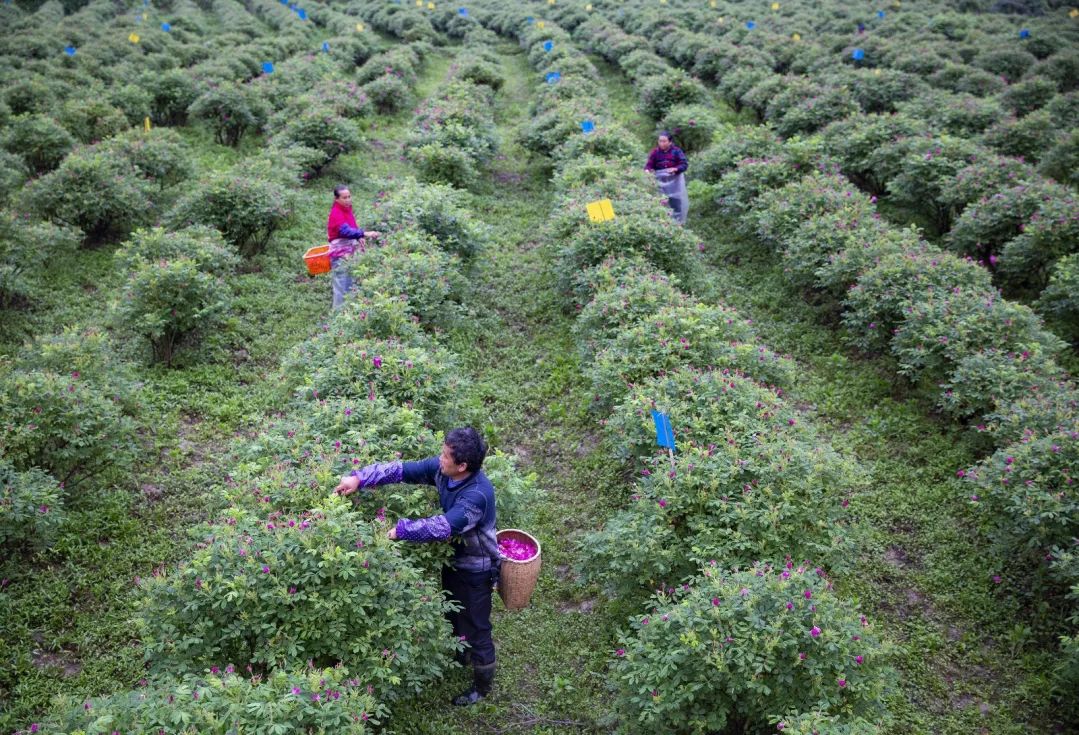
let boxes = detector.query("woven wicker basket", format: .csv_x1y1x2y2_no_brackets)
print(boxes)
496,528,541,611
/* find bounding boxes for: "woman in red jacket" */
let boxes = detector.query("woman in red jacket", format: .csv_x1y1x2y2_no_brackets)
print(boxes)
327,185,381,310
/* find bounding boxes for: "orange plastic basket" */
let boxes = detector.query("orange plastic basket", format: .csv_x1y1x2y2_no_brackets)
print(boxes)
303,245,332,276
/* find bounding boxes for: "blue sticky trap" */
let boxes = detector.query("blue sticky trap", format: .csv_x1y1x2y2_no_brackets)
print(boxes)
580,120,595,134
651,410,676,451
321,41,330,52
877,9,885,18
1019,28,1030,39
526,16,534,23
262,61,274,74
63,45,76,56
745,20,756,29
297,8,307,19
458,7,468,16
545,71,560,84
852,48,865,60
543,39,553,51
161,22,171,31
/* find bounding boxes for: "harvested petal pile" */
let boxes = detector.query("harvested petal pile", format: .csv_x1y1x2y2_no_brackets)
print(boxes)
498,536,537,562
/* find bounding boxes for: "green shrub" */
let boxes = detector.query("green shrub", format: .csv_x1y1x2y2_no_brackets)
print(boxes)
188,81,269,147
945,154,1035,212
1000,78,1058,117
136,497,459,695
0,366,137,484
930,62,1007,96
585,435,853,601
0,461,64,548
554,124,640,164
1037,254,1079,343
0,213,80,308
712,156,804,228
107,82,154,126
843,68,926,114
20,148,154,245
57,96,129,144
574,258,687,354
772,86,860,139
46,666,386,734
1039,129,1079,187
752,172,871,251
0,150,27,204
609,564,891,734
997,190,1079,294
604,369,797,464
898,91,1004,136
407,141,478,189
937,344,1071,423
821,113,928,195
1,113,75,174
638,70,708,120
275,110,362,176
843,249,993,354
292,335,458,414
100,127,194,189
963,431,1078,595
143,69,199,126
883,134,980,233
361,74,412,114
112,227,240,365
347,232,467,327
587,303,794,410
946,181,1063,265
375,179,488,260
557,213,696,298
693,125,781,184
983,110,1059,162
659,103,719,155
167,170,293,257
890,288,1064,389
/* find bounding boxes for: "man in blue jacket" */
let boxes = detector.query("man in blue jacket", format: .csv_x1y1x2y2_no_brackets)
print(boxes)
336,427,499,706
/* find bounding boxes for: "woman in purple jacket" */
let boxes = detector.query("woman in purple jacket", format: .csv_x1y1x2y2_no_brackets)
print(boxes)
336,427,500,706
645,131,689,224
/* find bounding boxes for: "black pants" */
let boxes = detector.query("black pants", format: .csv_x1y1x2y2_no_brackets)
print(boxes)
441,565,497,666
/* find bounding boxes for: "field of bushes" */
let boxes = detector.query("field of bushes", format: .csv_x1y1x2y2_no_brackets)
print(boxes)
0,0,1076,733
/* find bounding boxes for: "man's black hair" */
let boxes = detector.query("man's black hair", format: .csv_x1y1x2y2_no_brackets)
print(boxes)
333,184,349,199
445,427,487,472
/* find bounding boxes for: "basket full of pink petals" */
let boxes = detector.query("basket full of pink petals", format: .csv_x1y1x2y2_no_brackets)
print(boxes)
495,529,541,611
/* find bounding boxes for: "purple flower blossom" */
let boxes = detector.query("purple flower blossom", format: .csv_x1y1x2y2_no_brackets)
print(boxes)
810,626,821,637
262,565,270,573
615,648,625,657
838,678,847,688
292,686,302,695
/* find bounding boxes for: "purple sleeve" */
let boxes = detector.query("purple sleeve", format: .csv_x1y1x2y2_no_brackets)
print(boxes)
338,223,365,239
395,515,452,542
350,461,403,489
644,149,657,171
674,147,688,174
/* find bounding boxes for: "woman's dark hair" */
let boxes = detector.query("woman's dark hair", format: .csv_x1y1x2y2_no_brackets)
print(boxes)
657,130,673,142
333,184,349,199
444,427,487,472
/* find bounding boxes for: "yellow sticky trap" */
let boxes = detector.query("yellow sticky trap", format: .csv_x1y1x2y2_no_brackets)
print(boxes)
587,199,615,223
1071,7,1078,17
874,68,882,75
791,32,800,41
717,15,725,23
129,32,140,43
427,1,434,8
144,116,151,132
548,0,555,4
771,1,779,9
415,0,422,6
660,0,667,4
709,0,716,6
356,22,365,31
585,2,592,9
537,20,545,29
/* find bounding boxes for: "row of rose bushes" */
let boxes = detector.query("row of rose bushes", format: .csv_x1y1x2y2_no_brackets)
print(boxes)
567,0,1078,336
18,46,542,731
0,1,421,310
473,8,894,733
584,1,1079,716
0,17,433,566
404,31,503,188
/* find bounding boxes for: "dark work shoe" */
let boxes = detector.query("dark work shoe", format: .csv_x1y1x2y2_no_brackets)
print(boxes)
451,662,495,706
